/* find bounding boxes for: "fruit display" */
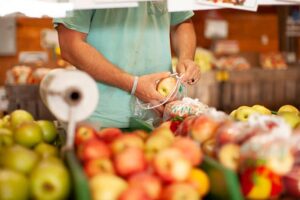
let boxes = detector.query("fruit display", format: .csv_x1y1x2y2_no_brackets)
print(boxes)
0,109,71,200
260,52,288,70
5,65,51,85
74,125,210,200
162,101,300,199
214,56,250,71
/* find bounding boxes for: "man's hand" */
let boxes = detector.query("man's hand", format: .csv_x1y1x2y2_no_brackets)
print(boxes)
134,72,171,114
176,59,201,85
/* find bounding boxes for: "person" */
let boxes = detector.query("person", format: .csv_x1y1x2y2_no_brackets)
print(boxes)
54,1,200,128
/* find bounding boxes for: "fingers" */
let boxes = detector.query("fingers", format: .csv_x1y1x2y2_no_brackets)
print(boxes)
177,60,201,85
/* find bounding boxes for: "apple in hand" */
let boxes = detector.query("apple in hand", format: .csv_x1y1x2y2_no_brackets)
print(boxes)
172,137,203,166
14,121,43,148
161,183,200,200
30,158,71,200
96,128,122,144
77,139,111,162
128,172,162,200
83,158,114,178
0,145,39,174
154,147,192,182
36,120,58,143
114,147,147,177
156,76,177,97
0,169,29,200
89,174,128,200
10,109,34,129
75,125,97,146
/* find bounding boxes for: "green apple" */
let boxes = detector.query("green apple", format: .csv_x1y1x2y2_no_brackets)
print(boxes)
1,115,11,129
14,121,43,148
0,128,14,149
235,106,258,121
252,105,272,115
34,143,59,158
36,120,58,144
278,112,300,129
10,109,34,129
278,105,299,114
30,159,71,200
0,169,29,200
0,145,39,174
156,77,177,97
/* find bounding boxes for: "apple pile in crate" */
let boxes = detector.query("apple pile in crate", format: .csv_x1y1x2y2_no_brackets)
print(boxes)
0,109,70,200
171,102,300,200
75,124,210,200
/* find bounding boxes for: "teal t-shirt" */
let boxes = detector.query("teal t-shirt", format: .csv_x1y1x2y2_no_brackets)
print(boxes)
54,2,194,128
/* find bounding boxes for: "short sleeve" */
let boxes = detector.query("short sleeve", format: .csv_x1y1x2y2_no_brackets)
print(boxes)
170,11,194,26
53,10,94,34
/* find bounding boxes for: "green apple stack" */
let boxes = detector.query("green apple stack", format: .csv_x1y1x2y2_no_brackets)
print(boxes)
276,105,300,129
0,109,70,200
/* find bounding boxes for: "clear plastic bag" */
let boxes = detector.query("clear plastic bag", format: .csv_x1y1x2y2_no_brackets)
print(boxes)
132,73,187,127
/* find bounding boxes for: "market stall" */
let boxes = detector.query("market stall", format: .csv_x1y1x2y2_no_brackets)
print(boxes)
0,1,300,200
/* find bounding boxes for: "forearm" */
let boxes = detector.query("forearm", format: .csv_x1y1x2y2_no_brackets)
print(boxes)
171,19,197,60
58,29,133,93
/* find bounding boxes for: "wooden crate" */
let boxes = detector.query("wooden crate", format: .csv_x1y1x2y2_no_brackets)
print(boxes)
5,84,55,120
219,67,300,113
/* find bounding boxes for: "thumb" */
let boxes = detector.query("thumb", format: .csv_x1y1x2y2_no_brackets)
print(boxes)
152,71,171,81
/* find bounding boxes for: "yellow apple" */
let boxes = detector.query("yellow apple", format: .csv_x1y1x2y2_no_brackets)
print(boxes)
252,105,272,115
235,106,258,121
156,77,177,97
278,105,299,114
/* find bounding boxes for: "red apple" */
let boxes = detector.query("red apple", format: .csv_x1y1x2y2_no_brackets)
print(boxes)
154,147,192,182
240,166,283,199
283,166,300,197
145,134,172,161
77,139,111,162
130,130,149,141
172,137,202,166
119,185,151,200
75,125,97,146
190,115,219,144
161,183,199,200
96,128,122,144
152,127,175,142
83,158,115,178
114,147,147,177
128,173,162,199
110,134,144,154
156,76,177,97
202,138,216,157
174,115,197,137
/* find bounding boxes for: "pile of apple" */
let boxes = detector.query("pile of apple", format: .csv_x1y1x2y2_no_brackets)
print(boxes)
74,124,210,200
230,104,300,129
172,104,300,199
0,109,70,200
